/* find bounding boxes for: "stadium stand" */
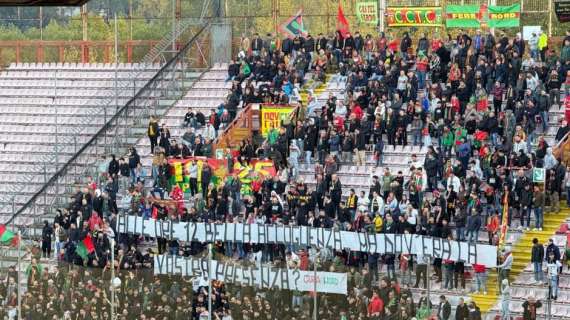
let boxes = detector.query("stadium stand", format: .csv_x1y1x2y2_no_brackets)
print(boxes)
2,21,570,320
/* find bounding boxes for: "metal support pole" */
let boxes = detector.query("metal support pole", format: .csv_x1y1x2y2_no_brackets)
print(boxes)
43,165,47,206
427,257,431,308
208,243,213,320
112,14,118,147
74,136,78,177
54,70,59,172
548,0,553,37
111,239,115,320
17,230,21,320
378,0,386,33
82,4,88,42
129,0,133,41
313,253,318,320
39,7,43,41
172,0,176,53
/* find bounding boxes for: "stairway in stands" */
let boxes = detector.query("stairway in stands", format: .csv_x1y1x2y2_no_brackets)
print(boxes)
471,209,570,314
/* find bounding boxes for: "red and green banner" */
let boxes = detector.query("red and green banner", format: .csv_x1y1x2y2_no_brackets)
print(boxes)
169,157,277,196
387,7,442,27
446,4,520,28
488,4,520,28
76,234,95,260
0,224,19,247
445,4,484,28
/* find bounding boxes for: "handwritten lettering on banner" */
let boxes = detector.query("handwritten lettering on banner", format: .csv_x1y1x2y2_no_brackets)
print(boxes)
154,255,348,294
118,215,497,267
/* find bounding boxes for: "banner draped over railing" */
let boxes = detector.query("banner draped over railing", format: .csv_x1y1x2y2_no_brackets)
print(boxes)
386,7,443,27
169,157,276,196
154,255,349,294
445,4,521,28
117,215,499,267
260,105,296,137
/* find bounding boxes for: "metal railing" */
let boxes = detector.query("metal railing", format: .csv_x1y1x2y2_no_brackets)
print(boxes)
6,24,211,230
0,14,208,219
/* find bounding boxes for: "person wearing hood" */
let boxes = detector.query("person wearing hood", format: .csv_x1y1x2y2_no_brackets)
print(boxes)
500,279,511,320
128,147,141,185
544,147,558,170
288,140,301,180
41,220,53,258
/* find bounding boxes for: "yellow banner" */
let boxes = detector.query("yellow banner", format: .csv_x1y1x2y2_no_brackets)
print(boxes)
261,106,295,137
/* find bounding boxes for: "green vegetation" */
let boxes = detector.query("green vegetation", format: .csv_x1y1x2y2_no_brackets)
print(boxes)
0,0,567,64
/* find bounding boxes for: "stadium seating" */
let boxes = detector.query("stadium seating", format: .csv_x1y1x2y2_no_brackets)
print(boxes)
0,63,169,223
134,63,229,158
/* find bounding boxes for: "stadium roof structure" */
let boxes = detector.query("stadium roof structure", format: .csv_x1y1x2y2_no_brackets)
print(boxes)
0,0,89,6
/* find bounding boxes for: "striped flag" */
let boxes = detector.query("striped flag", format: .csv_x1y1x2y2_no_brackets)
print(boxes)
498,194,509,248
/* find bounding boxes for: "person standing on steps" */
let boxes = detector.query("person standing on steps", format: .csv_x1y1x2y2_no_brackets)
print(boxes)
531,238,545,285
522,296,542,320
455,297,469,320
500,279,511,320
497,248,513,292
41,220,53,259
473,263,488,295
147,116,159,154
437,295,451,320
546,238,561,264
546,251,562,300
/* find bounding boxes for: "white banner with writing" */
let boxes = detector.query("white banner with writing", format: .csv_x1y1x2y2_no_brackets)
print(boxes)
118,215,497,267
154,255,348,294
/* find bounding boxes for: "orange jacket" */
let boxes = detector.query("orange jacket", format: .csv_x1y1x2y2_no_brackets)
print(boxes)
487,216,499,233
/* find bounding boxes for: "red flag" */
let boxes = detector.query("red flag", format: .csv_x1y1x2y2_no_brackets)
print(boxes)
337,3,350,38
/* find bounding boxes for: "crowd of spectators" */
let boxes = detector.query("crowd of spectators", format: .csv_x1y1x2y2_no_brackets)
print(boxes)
3,28,570,319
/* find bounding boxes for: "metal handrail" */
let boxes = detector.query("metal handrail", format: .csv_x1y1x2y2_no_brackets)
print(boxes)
6,24,210,226
0,19,201,213
0,15,206,217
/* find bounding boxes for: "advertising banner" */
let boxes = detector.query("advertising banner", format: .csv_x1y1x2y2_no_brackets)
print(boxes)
555,0,570,23
488,4,520,28
356,2,379,24
387,7,442,27
445,5,482,28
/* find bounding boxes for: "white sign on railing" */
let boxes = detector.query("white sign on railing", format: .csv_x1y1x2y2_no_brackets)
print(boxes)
118,215,498,267
154,255,348,294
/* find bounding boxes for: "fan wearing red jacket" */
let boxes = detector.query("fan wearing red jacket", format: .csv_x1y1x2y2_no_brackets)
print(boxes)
367,289,384,319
